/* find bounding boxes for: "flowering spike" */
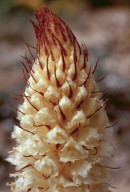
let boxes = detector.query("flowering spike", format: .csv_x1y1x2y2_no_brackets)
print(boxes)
8,6,114,192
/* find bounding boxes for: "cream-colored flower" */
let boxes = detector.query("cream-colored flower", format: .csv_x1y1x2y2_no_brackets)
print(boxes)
8,6,113,192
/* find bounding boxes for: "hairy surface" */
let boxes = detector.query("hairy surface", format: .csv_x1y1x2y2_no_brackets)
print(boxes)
7,6,113,192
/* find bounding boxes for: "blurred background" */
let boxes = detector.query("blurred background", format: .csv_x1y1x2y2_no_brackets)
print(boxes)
0,0,130,191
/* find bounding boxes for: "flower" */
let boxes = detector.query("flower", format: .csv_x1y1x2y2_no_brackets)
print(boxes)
7,6,113,192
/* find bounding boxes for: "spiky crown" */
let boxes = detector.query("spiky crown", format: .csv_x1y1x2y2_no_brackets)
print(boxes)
30,6,87,72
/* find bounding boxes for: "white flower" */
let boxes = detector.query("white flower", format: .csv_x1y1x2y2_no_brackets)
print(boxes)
8,6,113,192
